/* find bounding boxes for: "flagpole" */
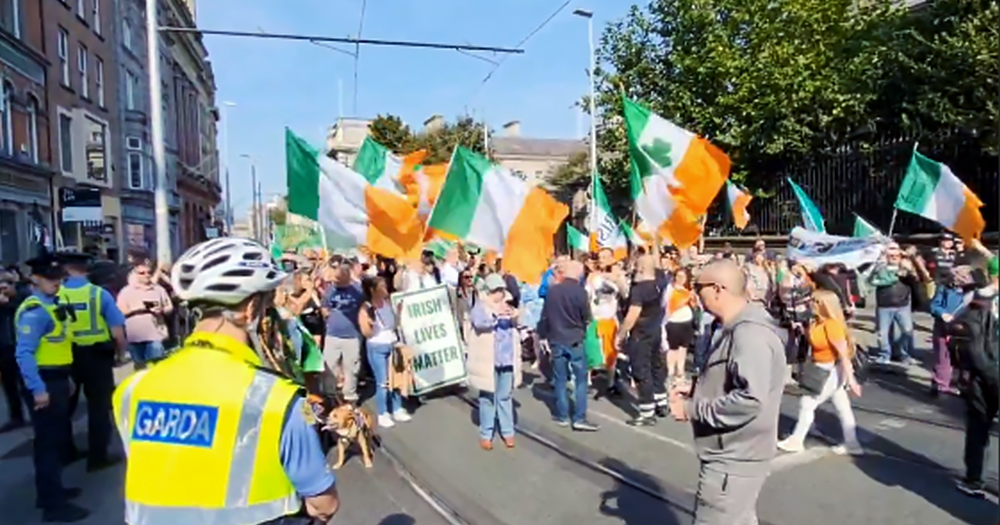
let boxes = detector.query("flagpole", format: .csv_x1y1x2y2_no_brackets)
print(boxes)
889,141,918,238
575,8,598,248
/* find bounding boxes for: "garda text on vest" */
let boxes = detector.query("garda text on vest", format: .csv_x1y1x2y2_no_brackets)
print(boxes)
132,401,219,448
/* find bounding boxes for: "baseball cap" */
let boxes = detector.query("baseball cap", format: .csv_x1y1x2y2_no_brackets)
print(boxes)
484,273,506,292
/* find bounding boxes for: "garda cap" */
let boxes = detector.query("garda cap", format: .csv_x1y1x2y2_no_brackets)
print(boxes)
26,252,66,280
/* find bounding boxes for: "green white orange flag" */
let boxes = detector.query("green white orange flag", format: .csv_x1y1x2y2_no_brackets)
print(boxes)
285,129,422,259
588,175,628,259
895,150,985,241
726,181,752,230
566,224,588,252
427,146,568,284
622,97,730,249
352,136,406,193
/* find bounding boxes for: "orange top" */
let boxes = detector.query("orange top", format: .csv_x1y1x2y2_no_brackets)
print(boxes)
667,287,694,313
808,318,849,364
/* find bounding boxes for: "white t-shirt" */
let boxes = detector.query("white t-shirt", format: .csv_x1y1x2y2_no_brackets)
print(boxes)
440,263,460,288
588,274,620,320
367,302,398,345
403,270,439,292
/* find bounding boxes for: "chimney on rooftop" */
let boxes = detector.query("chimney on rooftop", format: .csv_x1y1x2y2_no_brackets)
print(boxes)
502,120,520,137
424,115,445,133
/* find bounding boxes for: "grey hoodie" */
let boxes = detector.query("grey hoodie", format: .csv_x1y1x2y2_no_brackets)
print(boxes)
686,302,787,475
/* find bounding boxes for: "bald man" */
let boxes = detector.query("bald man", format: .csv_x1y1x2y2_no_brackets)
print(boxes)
616,254,669,425
537,259,599,431
669,260,786,525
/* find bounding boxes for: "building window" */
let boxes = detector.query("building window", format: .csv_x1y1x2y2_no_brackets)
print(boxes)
122,19,131,51
77,45,88,98
0,0,21,39
95,57,104,107
59,113,73,172
58,28,69,86
85,117,107,182
26,96,38,163
125,70,137,110
127,136,144,189
77,0,85,18
0,82,11,157
93,0,101,35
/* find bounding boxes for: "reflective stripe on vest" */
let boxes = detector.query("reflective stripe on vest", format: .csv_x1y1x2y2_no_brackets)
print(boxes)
117,368,299,525
15,297,73,366
59,284,111,345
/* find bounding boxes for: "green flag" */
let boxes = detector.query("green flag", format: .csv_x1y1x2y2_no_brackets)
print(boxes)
566,224,588,251
852,214,883,238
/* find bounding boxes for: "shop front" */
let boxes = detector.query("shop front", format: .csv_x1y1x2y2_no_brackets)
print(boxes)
0,165,55,266
59,186,123,262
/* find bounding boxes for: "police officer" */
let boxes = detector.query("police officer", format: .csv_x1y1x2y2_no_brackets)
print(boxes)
57,250,127,472
112,238,339,525
15,252,89,522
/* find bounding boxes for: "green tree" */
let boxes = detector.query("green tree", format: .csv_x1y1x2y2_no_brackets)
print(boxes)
881,0,999,153
366,114,491,163
268,196,288,225
544,151,589,205
593,0,906,192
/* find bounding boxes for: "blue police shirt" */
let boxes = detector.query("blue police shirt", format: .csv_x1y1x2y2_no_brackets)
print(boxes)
279,398,337,496
63,275,126,329
15,292,59,396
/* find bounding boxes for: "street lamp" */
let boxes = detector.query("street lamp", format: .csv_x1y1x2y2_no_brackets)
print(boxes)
572,8,598,241
221,101,236,234
146,0,170,263
240,154,259,242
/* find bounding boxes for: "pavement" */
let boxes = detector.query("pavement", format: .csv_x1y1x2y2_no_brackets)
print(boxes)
0,308,996,524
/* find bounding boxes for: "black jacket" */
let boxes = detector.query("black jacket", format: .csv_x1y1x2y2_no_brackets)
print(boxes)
949,299,999,410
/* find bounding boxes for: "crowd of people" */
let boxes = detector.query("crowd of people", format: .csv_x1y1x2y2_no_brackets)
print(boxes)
0,230,996,524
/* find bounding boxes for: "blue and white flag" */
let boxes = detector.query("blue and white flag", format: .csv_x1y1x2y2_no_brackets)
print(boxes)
787,178,826,233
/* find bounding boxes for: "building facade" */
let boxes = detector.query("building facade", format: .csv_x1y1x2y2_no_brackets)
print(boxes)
325,117,586,188
162,0,220,252
113,0,161,256
45,0,123,259
0,0,56,265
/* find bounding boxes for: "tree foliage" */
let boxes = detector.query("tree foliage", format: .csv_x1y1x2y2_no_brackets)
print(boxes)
268,196,288,226
585,0,998,207
367,114,491,163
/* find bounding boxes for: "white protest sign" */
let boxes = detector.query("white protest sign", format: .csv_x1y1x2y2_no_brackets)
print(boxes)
787,227,886,269
392,284,467,396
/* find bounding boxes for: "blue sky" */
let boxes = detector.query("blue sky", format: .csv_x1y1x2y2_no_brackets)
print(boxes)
198,0,630,219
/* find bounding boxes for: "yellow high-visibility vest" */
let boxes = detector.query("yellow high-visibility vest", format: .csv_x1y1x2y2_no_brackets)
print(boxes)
59,283,111,346
112,332,302,525
15,296,73,366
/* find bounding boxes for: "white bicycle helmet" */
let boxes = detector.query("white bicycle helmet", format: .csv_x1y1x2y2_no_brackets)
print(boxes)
171,237,287,306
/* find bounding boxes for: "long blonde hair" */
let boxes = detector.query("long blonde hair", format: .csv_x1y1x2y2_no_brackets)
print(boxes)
813,289,856,356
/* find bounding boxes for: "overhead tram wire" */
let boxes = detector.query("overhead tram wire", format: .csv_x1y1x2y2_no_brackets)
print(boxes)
156,27,525,54
353,0,367,115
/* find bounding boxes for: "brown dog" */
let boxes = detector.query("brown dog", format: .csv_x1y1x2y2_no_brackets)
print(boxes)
322,404,377,469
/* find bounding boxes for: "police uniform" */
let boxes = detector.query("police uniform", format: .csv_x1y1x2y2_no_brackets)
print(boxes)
15,252,89,522
112,331,304,525
57,250,123,471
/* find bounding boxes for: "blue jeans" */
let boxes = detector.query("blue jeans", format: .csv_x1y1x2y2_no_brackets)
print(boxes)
367,342,402,416
551,342,587,423
478,366,515,440
876,305,914,362
127,340,165,367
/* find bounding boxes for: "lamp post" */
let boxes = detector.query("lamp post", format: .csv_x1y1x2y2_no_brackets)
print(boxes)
221,101,236,234
573,8,598,241
146,0,170,263
240,154,258,242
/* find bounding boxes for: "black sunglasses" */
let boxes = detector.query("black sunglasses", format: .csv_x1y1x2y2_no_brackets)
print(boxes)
694,281,724,293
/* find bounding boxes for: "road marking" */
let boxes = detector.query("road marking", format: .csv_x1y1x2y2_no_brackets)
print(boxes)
874,418,907,430
771,446,834,472
905,406,935,416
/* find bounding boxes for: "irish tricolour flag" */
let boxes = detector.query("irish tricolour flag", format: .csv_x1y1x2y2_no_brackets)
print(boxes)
623,97,730,249
726,181,752,230
427,147,568,284
894,150,985,241
352,136,406,193
589,175,628,259
285,129,422,259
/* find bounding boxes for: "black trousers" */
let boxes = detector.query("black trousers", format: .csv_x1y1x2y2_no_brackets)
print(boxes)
67,342,116,464
0,343,27,423
964,392,999,484
628,331,667,417
23,368,72,509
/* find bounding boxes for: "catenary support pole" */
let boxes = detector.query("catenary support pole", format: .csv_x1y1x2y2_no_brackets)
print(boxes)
146,0,171,263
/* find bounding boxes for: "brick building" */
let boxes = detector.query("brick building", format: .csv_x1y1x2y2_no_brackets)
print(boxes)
0,0,54,265
44,0,122,259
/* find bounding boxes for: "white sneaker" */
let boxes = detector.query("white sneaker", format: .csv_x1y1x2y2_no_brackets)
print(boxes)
392,410,412,423
377,414,395,428
777,438,805,453
832,443,864,456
